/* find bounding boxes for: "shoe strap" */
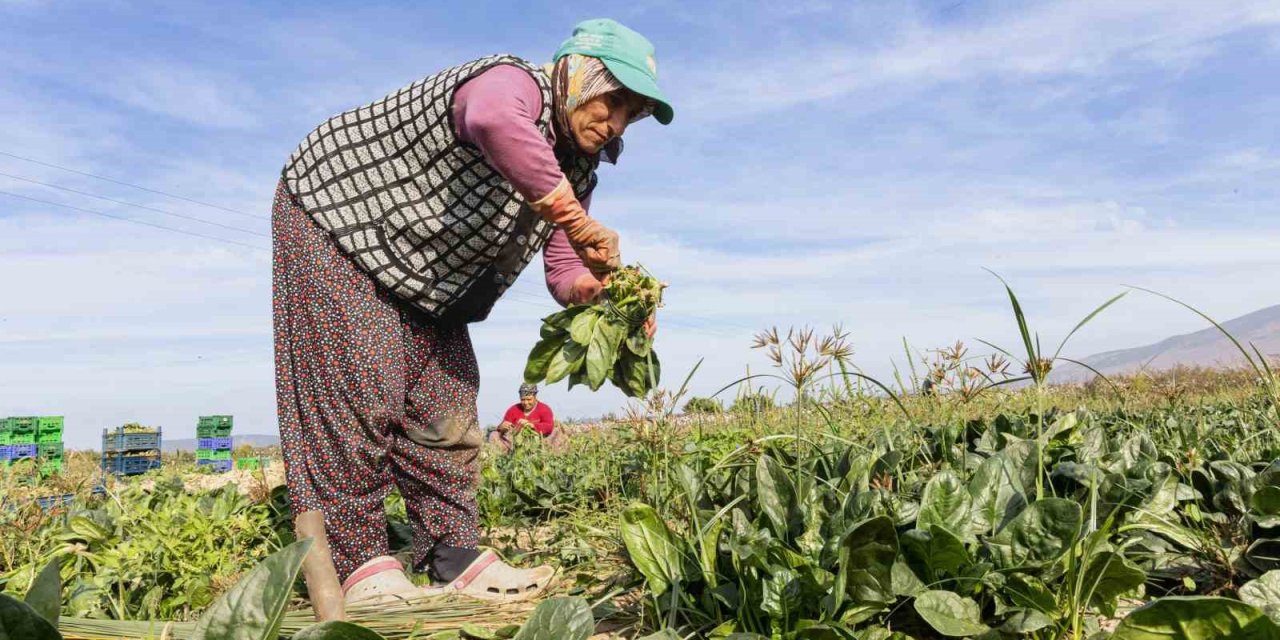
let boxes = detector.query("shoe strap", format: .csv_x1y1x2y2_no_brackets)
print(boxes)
450,551,499,590
342,558,404,594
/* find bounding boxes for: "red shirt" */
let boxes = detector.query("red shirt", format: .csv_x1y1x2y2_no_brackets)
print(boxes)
502,402,555,436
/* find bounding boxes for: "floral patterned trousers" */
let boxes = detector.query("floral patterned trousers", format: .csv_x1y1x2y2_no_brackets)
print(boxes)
272,181,481,581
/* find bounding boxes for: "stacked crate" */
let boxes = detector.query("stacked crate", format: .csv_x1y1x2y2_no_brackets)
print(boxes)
101,423,162,476
0,419,9,465
2,417,38,468
0,418,9,465
197,415,233,473
234,456,263,471
36,417,64,475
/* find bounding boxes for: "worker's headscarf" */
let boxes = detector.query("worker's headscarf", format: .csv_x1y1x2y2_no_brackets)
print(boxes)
549,54,652,162
519,383,539,397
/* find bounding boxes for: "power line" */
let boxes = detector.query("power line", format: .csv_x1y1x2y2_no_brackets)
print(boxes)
0,149,756,338
498,288,737,338
0,149,267,220
505,281,760,335
0,171,268,238
0,190,268,251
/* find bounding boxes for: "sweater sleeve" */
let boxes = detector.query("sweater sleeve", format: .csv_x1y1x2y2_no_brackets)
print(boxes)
543,192,594,307
501,405,523,425
532,403,555,435
452,65,565,202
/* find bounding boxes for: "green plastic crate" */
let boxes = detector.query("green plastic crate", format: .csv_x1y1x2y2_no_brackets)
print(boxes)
197,426,233,438
37,416,64,433
9,433,35,445
198,449,232,461
9,417,36,434
235,457,263,471
0,432,8,445
38,442,63,458
37,431,62,444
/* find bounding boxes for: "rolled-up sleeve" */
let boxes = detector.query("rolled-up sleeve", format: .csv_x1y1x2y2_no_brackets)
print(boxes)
452,65,564,201
453,65,600,308
543,192,593,307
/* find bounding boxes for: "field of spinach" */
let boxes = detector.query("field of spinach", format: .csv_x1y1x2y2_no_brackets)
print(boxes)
4,288,1280,639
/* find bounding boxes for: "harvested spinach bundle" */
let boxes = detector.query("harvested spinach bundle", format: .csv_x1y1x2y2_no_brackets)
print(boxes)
524,265,663,397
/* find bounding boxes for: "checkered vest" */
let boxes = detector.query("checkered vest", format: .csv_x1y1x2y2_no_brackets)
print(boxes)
282,55,598,323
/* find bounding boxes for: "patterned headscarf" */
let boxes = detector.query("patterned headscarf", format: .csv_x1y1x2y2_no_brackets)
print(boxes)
519,383,539,397
549,54,653,159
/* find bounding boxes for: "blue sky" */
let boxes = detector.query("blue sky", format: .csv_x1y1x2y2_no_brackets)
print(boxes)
2,0,1279,448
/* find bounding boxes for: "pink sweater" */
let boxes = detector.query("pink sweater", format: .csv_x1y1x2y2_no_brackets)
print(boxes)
452,64,592,307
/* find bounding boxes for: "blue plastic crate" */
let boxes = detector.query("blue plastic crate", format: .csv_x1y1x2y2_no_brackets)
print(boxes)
10,444,37,459
35,494,74,511
197,459,233,473
0,445,9,461
101,454,161,476
197,437,233,450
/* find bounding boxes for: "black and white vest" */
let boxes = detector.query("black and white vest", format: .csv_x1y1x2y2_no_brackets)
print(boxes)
282,55,598,324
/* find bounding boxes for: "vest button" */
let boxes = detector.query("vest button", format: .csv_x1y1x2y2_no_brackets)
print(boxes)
516,234,527,246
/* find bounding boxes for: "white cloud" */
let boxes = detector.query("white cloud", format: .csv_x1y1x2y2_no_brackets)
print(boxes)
672,0,1280,119
102,61,263,129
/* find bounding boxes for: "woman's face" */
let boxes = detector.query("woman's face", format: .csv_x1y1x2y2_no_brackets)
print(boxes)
569,90,649,154
520,395,538,412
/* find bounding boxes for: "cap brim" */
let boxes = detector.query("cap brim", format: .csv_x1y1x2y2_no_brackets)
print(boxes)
599,58,674,125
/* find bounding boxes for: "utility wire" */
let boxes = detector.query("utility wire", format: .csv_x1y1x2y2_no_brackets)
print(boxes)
0,149,267,220
0,171,268,237
0,150,759,337
505,281,760,335
0,190,268,251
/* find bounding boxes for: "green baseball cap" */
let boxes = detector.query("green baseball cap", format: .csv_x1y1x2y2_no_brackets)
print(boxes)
554,18,674,125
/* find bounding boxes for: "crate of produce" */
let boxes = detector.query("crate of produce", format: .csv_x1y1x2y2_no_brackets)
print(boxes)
10,444,37,460
39,459,63,476
197,449,232,461
102,430,161,452
38,442,63,458
197,436,233,450
197,459,233,473
37,430,63,444
9,433,35,445
101,454,161,476
234,457,264,471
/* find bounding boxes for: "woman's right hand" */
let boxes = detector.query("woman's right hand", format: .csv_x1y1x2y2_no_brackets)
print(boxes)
566,218,620,276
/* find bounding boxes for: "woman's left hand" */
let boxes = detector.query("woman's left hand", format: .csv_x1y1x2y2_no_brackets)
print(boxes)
644,313,657,338
568,272,606,304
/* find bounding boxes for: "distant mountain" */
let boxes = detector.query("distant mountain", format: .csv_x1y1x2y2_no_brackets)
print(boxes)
162,434,280,453
1054,304,1280,381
